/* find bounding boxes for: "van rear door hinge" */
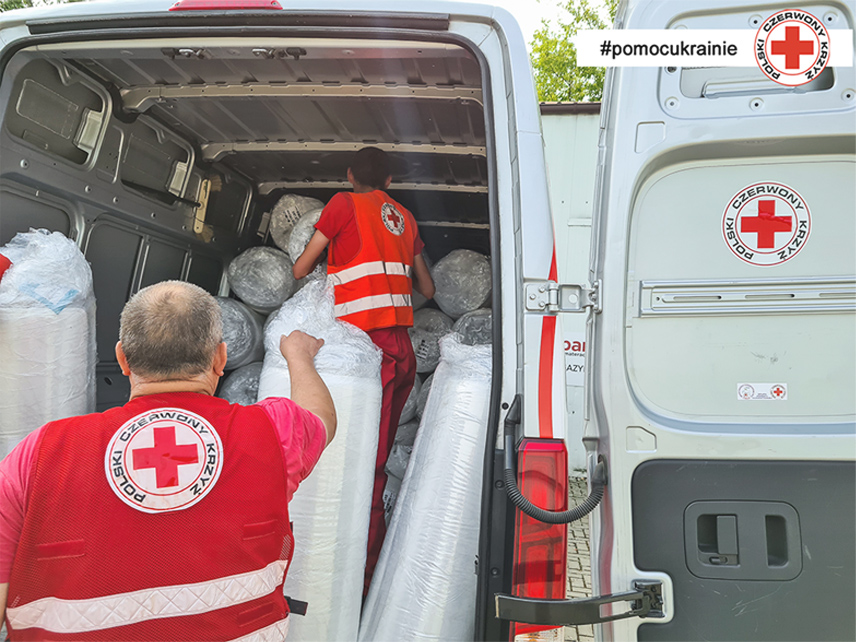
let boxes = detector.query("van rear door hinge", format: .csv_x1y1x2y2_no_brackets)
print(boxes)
525,280,601,313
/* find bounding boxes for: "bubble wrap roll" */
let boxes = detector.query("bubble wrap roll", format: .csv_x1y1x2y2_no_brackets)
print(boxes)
416,373,433,417
432,249,492,319
227,246,296,313
398,376,422,424
359,334,492,642
218,362,263,406
217,297,264,370
287,208,323,263
452,308,493,345
270,194,324,252
409,308,453,374
258,280,382,642
0,230,96,459
394,419,419,450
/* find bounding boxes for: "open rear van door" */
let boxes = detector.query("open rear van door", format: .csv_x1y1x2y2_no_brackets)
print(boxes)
587,1,856,640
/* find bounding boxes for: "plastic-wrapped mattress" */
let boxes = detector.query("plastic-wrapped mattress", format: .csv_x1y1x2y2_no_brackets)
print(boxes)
218,362,263,406
359,333,492,641
431,249,492,319
270,194,324,252
216,297,264,370
0,230,96,459
258,280,382,642
409,308,453,373
227,246,296,313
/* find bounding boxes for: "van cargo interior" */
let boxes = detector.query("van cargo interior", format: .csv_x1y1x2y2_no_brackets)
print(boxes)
0,37,491,409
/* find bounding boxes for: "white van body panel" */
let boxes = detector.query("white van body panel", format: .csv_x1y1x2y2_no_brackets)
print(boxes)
590,1,855,640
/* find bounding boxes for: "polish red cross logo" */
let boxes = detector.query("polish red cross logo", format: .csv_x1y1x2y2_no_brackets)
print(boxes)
771,385,786,398
132,426,200,488
381,203,405,236
755,10,830,87
105,408,223,514
722,182,811,267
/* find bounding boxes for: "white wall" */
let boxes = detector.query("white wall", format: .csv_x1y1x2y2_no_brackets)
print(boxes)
540,108,600,472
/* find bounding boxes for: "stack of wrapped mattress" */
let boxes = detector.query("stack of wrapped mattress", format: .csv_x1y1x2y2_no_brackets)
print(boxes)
0,230,96,459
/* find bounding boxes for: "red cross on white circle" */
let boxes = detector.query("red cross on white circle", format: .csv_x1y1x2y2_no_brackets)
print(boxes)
132,425,199,488
740,200,793,249
771,386,785,398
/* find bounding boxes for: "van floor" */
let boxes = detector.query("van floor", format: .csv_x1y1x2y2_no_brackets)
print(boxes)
565,477,594,642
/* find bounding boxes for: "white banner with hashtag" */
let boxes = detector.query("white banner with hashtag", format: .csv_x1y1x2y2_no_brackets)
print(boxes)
574,29,853,67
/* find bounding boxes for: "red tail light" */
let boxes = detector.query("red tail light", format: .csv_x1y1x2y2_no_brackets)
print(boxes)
170,0,283,10
510,438,568,640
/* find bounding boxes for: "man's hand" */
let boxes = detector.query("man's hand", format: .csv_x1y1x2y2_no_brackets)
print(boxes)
280,330,324,364
278,331,336,446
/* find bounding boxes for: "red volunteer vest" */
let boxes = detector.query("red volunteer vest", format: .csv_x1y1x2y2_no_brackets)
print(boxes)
6,392,293,642
327,191,418,331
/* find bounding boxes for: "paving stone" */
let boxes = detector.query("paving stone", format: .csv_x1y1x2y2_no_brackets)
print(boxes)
564,477,594,642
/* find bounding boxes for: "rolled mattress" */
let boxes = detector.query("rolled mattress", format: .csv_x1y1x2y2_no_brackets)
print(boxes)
359,333,492,641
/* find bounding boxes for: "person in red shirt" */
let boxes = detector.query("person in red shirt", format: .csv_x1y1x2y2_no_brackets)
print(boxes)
0,280,336,641
293,147,434,595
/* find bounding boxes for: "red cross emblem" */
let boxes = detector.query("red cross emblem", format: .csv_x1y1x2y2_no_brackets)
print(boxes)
740,200,792,249
771,385,786,398
771,26,815,70
386,209,401,227
381,203,405,236
132,425,199,488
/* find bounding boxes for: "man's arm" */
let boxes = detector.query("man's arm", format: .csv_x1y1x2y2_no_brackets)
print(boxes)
412,253,435,300
279,331,337,446
292,230,330,280
0,582,7,623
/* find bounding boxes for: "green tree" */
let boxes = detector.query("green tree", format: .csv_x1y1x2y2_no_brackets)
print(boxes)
530,0,618,102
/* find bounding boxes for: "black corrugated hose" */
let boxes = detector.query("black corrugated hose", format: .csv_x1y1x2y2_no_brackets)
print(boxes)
502,395,607,525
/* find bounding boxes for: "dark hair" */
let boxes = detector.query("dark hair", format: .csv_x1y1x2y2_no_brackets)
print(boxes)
120,281,223,379
349,147,391,190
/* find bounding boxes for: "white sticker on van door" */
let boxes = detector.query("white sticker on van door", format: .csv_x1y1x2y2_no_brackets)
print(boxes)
564,334,586,387
722,182,811,266
737,383,788,401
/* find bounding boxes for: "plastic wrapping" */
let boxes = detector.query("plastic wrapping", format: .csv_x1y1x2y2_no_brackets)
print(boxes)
257,280,382,642
0,230,96,459
452,308,493,345
227,246,296,313
218,362,263,406
398,375,422,424
431,249,492,319
416,373,434,417
394,419,419,450
270,194,324,252
359,334,493,642
217,297,264,370
409,308,453,374
384,442,412,480
382,474,402,526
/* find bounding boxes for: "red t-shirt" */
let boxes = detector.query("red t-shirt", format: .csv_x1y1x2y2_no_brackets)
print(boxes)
0,396,326,583
315,191,425,266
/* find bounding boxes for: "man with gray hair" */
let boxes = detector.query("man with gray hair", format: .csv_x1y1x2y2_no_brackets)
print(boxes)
0,280,335,641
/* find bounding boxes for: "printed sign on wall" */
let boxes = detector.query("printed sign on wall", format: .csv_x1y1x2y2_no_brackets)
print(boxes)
564,334,586,387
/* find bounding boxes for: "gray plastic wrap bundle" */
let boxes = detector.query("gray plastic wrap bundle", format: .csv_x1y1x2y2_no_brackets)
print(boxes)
415,373,433,418
382,418,419,524
0,230,96,459
270,194,324,252
432,249,492,319
216,297,264,370
227,246,296,313
452,308,493,345
218,362,263,406
257,280,382,642
409,308,453,373
287,208,326,281
398,374,422,424
359,334,492,641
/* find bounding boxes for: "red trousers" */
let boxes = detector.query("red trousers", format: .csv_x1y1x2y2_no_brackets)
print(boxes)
364,326,416,595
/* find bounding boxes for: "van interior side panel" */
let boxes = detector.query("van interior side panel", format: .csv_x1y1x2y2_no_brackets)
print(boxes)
0,36,492,412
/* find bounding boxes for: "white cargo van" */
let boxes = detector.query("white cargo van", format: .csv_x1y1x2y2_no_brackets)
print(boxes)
0,1,853,641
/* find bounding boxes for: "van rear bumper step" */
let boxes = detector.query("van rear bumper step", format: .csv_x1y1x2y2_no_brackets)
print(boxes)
495,580,663,627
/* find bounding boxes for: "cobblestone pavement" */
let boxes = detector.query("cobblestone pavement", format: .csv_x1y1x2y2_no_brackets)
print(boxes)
565,476,594,642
